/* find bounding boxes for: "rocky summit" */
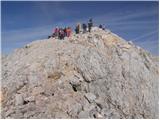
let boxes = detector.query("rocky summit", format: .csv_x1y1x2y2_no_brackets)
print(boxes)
1,27,159,119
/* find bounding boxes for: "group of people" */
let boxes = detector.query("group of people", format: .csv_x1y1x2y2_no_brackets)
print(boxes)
48,18,106,40
48,27,72,40
75,19,93,34
99,24,106,30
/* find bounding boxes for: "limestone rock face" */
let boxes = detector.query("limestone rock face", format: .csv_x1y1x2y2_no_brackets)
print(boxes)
1,27,159,118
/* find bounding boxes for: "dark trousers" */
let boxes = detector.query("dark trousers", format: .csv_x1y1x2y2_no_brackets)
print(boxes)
88,27,91,32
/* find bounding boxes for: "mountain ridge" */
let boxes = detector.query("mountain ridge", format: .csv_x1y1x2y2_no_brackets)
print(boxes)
1,27,159,118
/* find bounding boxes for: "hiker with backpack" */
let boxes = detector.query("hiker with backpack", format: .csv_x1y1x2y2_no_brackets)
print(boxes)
88,19,93,32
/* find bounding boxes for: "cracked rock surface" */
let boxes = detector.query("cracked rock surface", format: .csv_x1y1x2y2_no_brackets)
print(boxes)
1,27,159,118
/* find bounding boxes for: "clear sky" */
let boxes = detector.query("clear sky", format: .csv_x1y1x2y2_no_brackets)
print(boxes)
1,1,159,55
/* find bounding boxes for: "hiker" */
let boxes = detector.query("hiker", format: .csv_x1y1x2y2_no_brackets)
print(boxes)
82,23,87,33
75,23,81,34
48,28,57,39
66,27,72,37
64,27,67,37
75,26,79,34
102,24,106,30
77,23,81,33
59,28,65,40
99,24,103,29
88,19,93,32
48,35,51,39
54,27,59,37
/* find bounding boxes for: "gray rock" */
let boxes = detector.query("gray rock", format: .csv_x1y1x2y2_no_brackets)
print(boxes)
24,96,35,102
95,112,104,118
15,94,24,106
1,27,158,119
84,93,96,103
78,111,90,118
54,112,69,119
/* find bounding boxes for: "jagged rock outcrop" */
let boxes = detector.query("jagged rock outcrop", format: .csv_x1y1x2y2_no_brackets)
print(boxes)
1,27,159,118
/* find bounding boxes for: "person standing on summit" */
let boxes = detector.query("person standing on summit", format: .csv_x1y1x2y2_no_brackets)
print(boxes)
59,28,65,40
82,23,87,33
66,27,72,37
54,27,59,38
88,19,93,32
75,23,81,34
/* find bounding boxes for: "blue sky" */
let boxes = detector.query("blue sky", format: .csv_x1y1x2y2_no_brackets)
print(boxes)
1,1,159,55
